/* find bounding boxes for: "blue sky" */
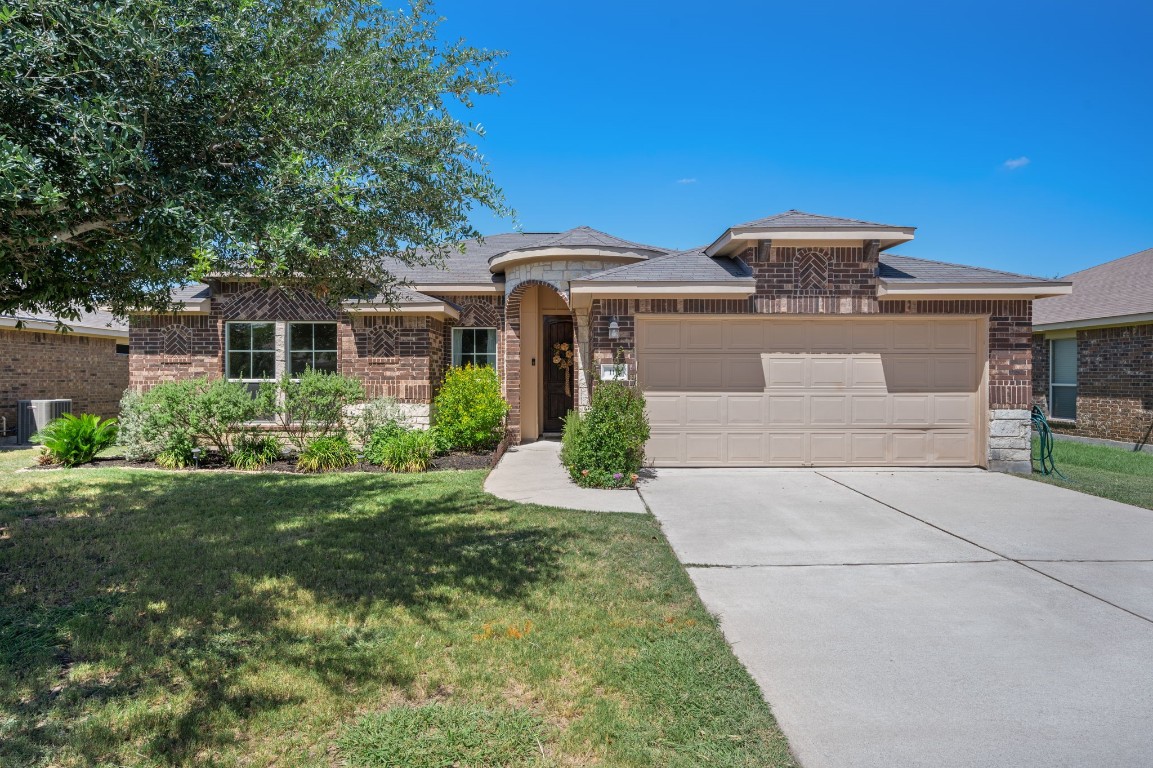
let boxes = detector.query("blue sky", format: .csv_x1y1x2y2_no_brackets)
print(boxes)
437,0,1151,278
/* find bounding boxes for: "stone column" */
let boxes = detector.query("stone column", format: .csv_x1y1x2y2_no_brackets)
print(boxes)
988,409,1032,473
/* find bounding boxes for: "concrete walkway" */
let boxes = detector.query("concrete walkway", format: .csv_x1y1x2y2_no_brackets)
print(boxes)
484,439,646,513
641,468,1153,768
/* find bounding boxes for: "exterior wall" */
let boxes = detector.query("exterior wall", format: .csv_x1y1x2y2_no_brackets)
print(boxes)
505,259,622,297
1033,325,1153,444
1,328,128,429
744,241,881,314
130,281,437,403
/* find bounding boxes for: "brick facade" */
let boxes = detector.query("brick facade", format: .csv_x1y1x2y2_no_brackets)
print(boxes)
1,328,128,429
1033,324,1153,444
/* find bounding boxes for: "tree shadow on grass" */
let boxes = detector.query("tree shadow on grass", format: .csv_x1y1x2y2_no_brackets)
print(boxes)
0,470,567,765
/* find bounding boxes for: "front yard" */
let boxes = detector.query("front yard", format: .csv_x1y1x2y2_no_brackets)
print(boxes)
1028,436,1153,510
0,449,794,767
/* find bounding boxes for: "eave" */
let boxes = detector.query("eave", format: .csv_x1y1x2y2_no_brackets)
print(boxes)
707,228,916,257
0,317,129,342
1034,311,1153,333
877,281,1073,300
342,301,460,320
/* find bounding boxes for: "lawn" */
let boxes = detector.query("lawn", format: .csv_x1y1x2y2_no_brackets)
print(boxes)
0,449,794,767
1029,437,1153,510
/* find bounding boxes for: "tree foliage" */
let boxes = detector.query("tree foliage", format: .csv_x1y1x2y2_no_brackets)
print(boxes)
0,0,508,318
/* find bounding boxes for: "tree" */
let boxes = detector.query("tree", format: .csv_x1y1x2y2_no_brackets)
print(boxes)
0,0,508,318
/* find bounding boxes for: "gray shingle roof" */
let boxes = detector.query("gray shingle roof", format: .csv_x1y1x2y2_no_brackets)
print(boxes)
879,253,1056,284
578,247,753,282
172,282,212,302
737,209,911,230
346,287,447,305
1,308,127,334
1033,247,1153,326
511,226,667,255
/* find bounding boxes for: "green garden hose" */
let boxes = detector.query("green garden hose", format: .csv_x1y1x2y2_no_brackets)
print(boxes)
1031,405,1066,479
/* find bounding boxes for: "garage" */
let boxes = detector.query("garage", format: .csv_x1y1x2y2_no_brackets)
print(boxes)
638,316,986,467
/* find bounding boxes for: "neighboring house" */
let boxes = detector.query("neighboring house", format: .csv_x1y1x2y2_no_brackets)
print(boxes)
1032,247,1153,445
0,309,129,437
128,210,1069,472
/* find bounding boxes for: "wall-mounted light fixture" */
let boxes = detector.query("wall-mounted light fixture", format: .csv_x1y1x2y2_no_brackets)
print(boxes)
608,317,620,340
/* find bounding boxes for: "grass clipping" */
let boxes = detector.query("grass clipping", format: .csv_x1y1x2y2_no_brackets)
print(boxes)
339,703,547,767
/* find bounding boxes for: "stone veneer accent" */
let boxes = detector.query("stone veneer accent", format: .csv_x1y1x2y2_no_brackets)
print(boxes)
1032,324,1153,445
1,328,128,431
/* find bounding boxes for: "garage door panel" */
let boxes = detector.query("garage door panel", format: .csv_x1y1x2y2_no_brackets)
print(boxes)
639,320,683,350
810,395,848,426
767,322,809,351
727,433,765,463
810,323,849,350
727,396,766,426
686,321,724,350
850,433,888,464
727,322,767,350
892,432,930,462
684,396,723,426
891,395,931,425
685,357,725,389
764,356,807,388
646,433,682,463
685,433,724,462
767,433,805,463
933,432,975,463
850,356,887,388
768,395,806,425
933,321,978,351
933,356,979,390
851,395,889,425
850,321,890,351
811,433,849,463
729,357,767,389
885,356,932,391
933,395,975,425
809,357,851,388
892,322,932,350
641,356,681,390
645,395,683,426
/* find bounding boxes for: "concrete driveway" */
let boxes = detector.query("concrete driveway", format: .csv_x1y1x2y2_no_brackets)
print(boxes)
640,469,1153,768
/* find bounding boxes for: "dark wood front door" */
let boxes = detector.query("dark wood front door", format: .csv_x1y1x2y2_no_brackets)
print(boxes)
543,316,574,433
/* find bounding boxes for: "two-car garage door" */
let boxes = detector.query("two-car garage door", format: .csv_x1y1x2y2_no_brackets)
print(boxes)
638,316,985,467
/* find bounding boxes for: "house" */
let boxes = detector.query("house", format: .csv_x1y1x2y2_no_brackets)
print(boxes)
1032,247,1153,446
128,210,1070,472
1,309,129,438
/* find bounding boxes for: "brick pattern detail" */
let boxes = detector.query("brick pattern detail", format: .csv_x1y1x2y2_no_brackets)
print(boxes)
794,248,830,291
219,284,339,321
747,244,879,314
1,328,128,428
1032,325,1153,443
161,323,193,363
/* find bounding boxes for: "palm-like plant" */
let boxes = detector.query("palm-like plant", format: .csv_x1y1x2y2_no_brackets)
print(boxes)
33,413,119,467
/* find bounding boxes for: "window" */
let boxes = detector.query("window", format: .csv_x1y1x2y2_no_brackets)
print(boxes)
226,322,276,380
115,343,130,355
1050,337,1077,420
288,322,338,375
452,327,497,369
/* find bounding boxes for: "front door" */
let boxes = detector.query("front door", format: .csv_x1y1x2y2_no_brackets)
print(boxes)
543,316,574,433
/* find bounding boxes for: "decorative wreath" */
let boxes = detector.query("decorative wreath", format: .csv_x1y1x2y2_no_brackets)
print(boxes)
552,341,574,396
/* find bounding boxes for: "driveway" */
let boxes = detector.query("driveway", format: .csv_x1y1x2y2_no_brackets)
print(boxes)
640,469,1153,768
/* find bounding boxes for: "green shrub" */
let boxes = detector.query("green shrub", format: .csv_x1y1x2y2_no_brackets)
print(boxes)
347,397,407,447
117,389,167,461
366,427,435,472
190,378,271,455
432,364,508,451
561,381,649,488
118,378,264,461
229,433,282,470
270,368,365,451
297,435,357,472
32,413,119,467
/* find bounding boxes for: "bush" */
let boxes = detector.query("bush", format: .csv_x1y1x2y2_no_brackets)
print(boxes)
432,364,508,451
117,389,167,461
561,381,649,488
347,396,407,447
297,435,357,472
229,433,282,470
270,368,365,451
191,378,271,455
33,413,119,467
366,426,435,472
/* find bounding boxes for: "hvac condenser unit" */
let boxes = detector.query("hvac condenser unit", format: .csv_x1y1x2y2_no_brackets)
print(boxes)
17,399,72,444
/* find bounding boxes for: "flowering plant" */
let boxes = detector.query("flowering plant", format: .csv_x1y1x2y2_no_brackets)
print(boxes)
552,341,574,396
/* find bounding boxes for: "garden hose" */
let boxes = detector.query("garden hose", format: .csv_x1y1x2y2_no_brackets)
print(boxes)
1031,405,1066,479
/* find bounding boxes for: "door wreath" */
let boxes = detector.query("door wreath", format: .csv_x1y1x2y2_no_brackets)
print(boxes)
552,342,574,396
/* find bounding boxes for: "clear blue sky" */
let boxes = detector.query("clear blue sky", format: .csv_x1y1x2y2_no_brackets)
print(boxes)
436,0,1151,278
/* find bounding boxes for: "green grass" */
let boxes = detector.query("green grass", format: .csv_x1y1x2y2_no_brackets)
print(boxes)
1029,437,1153,510
0,448,794,767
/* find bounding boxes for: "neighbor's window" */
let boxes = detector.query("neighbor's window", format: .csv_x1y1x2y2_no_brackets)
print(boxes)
1050,337,1077,420
288,322,339,375
452,327,497,369
226,322,276,380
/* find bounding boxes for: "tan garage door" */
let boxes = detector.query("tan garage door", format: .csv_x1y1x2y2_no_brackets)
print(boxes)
638,316,985,467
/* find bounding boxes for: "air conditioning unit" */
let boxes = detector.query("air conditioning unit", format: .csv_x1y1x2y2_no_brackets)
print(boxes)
17,399,72,444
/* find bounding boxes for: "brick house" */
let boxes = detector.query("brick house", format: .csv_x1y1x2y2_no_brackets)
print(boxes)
1,309,129,437
129,210,1070,472
1032,247,1153,446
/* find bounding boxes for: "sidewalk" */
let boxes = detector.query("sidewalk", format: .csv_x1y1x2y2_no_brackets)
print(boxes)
484,440,646,513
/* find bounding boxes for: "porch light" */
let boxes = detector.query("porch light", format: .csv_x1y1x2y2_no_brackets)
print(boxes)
608,317,620,340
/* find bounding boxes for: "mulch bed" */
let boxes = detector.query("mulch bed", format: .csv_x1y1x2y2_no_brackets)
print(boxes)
26,449,496,474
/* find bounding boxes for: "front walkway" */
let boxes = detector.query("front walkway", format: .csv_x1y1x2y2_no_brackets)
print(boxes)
483,439,646,513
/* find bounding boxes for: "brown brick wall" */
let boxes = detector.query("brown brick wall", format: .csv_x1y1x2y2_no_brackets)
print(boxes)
1033,325,1153,443
1,328,128,429
745,241,880,314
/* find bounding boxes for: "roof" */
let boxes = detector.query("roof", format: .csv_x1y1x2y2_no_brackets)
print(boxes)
879,253,1055,284
736,209,911,230
1034,247,1153,327
578,247,753,282
1,308,128,337
500,226,665,256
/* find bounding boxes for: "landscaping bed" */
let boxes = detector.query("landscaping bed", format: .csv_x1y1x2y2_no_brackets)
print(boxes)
26,448,497,474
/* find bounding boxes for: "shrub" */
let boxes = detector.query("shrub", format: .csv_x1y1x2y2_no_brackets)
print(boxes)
297,435,357,472
366,427,435,472
229,433,282,470
432,364,508,451
271,369,365,451
117,389,167,461
33,413,119,467
347,396,407,447
561,381,649,488
118,378,263,461
190,378,270,455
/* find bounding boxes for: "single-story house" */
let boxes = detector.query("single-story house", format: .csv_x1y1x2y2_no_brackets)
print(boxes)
1,309,129,437
1033,247,1153,445
129,210,1071,472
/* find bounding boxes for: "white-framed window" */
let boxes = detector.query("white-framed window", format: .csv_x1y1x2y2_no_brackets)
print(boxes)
226,322,276,380
288,322,338,376
452,327,497,369
1049,337,1077,420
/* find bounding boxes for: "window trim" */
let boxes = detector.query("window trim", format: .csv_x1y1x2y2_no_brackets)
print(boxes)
451,326,498,370
225,321,278,382
1049,337,1077,421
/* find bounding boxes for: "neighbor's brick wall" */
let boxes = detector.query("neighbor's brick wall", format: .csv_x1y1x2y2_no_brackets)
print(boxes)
131,281,437,403
1033,325,1153,443
1,328,128,428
